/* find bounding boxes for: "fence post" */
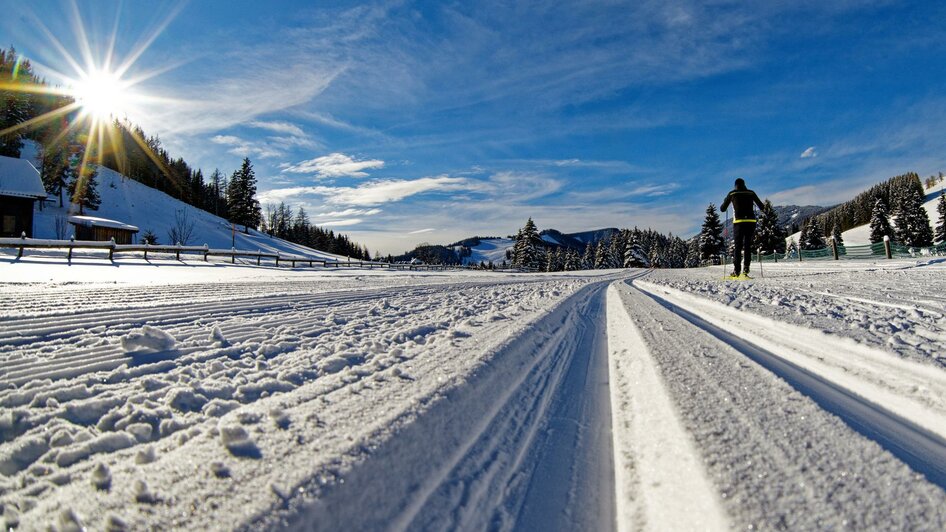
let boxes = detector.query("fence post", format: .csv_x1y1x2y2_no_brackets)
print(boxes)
798,247,802,262
144,242,148,261
883,235,892,259
17,232,25,259
68,236,74,262
831,238,839,260
204,244,209,261
232,247,236,264
258,250,262,266
176,243,181,261
109,237,115,261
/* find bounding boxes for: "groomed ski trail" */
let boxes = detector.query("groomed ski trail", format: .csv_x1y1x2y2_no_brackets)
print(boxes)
615,279,946,528
265,281,618,531
635,278,946,486
606,282,729,532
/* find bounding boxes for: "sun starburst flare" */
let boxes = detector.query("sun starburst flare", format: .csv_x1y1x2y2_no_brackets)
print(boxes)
0,0,190,214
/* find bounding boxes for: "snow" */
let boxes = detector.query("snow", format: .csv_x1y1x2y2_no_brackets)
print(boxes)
31,163,355,262
2,257,946,529
461,237,513,266
67,215,139,232
0,155,45,199
789,181,945,246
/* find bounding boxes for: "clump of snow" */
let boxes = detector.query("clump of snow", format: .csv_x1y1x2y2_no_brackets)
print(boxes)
92,463,112,490
219,425,261,458
134,479,157,504
121,326,176,354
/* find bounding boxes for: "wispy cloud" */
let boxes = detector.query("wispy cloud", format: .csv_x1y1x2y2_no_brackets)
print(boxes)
408,228,436,234
282,152,384,178
800,146,818,158
248,120,306,137
209,134,284,159
259,175,475,207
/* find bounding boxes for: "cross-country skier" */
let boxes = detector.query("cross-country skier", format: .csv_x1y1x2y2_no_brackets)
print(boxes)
720,178,764,279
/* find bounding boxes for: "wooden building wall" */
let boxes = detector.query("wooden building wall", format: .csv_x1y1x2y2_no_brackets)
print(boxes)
72,225,137,244
0,195,35,237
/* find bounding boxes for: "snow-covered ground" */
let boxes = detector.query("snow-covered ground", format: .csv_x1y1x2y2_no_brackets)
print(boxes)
2,257,946,530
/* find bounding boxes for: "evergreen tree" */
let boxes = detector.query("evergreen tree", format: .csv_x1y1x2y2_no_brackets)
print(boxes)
624,234,648,267
755,200,785,254
699,204,724,264
831,224,843,246
511,218,543,270
594,239,610,269
869,198,893,244
227,158,262,232
935,191,946,245
800,218,826,250
67,165,101,215
581,242,596,270
894,188,934,247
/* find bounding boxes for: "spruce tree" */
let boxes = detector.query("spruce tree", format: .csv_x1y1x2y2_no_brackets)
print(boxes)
699,204,724,264
894,188,934,247
67,166,101,215
512,218,542,270
869,198,893,244
227,158,262,233
831,224,844,247
755,200,785,254
594,239,610,269
582,242,596,270
800,219,826,250
935,191,946,245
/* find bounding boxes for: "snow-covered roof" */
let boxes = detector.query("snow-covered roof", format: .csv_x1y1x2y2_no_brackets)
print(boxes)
68,215,139,232
0,155,46,199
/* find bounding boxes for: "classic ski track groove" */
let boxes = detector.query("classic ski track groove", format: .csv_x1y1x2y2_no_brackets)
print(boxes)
633,279,946,488
616,279,946,529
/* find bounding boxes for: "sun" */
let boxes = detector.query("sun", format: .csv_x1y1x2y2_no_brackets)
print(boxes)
71,68,131,120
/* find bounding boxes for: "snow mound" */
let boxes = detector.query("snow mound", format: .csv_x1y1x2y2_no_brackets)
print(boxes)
121,326,177,354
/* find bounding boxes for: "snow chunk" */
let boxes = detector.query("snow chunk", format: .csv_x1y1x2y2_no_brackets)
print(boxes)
92,463,112,490
220,425,261,458
134,479,157,504
209,326,230,347
121,325,177,354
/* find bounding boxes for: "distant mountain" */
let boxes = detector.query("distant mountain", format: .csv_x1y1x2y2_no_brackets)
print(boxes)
560,228,620,245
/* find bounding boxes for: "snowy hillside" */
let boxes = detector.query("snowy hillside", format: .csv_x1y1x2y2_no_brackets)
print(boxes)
460,237,514,266
19,143,350,261
785,181,944,246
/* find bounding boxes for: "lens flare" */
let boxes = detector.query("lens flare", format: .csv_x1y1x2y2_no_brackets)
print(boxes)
72,68,131,120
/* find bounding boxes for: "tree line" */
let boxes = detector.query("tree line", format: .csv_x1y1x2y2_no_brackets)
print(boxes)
510,218,694,271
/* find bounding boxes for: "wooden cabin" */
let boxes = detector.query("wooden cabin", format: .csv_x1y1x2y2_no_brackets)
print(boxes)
0,155,46,238
69,215,139,244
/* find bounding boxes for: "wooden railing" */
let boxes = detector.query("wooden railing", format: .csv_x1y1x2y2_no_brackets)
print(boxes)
0,236,458,271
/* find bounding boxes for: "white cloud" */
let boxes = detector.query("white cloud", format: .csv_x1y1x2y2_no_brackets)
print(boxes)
211,135,242,145
800,146,818,158
259,176,475,207
283,153,385,178
248,121,306,137
314,208,382,218
408,228,436,234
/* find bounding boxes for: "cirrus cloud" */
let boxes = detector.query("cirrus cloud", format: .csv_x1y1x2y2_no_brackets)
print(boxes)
282,152,385,178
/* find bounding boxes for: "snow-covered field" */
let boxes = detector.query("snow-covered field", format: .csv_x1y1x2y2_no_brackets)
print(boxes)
2,257,946,530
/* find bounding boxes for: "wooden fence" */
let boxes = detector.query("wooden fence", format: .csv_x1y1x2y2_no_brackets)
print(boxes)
0,236,457,271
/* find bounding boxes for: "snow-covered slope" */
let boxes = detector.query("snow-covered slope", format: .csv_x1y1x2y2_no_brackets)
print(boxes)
31,164,347,260
461,237,514,266
786,181,944,246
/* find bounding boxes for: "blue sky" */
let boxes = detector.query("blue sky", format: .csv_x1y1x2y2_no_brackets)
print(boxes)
3,0,946,254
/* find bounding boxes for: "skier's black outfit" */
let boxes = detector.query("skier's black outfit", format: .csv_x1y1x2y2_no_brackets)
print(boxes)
720,178,764,276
